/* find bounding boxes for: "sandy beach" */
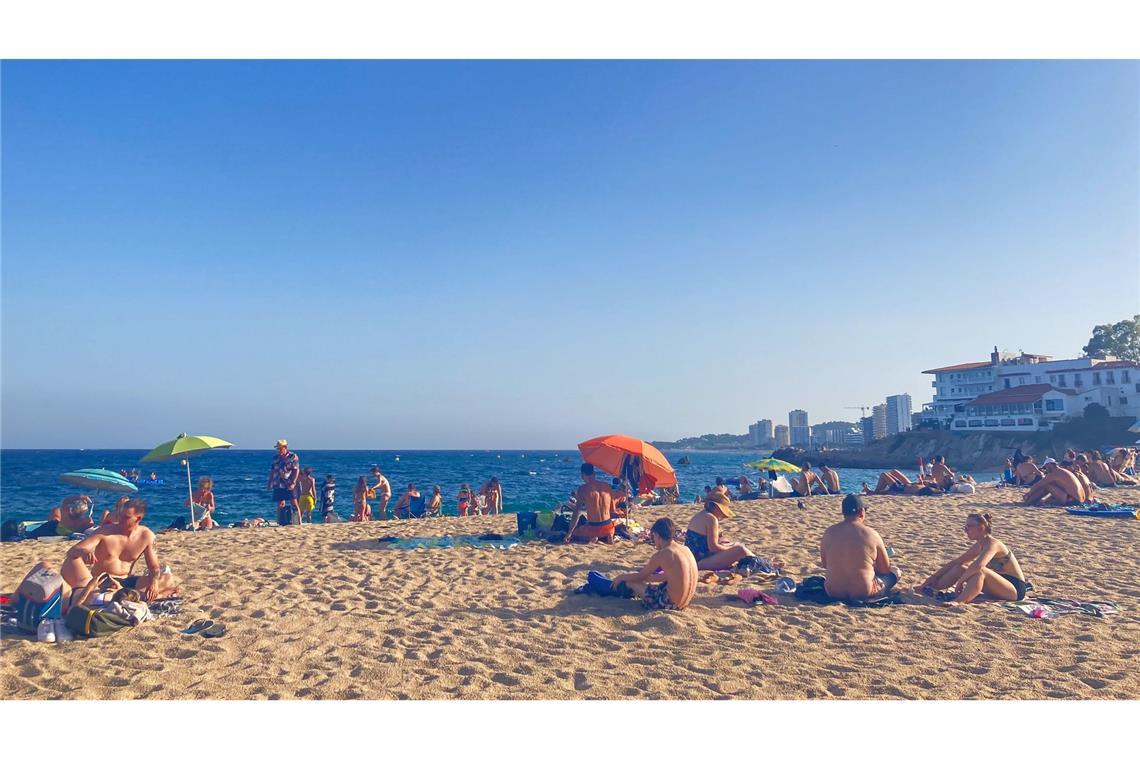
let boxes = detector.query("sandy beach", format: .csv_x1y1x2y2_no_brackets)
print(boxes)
3,486,1138,700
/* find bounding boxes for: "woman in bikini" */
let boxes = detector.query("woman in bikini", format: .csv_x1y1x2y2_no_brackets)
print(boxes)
919,512,1030,605
457,484,474,517
351,477,370,522
683,492,755,571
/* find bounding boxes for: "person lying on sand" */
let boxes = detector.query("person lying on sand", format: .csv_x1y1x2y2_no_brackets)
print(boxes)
60,499,181,603
684,492,755,571
1023,461,1087,506
609,518,698,611
563,463,622,544
820,495,900,602
862,470,943,495
45,495,95,537
919,512,1029,605
1015,457,1044,486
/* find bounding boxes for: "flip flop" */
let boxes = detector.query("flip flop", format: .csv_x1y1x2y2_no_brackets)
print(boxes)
201,621,227,638
181,619,212,635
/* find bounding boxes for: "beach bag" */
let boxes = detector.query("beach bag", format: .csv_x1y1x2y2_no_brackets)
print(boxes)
516,512,538,536
64,604,134,638
1,519,24,542
15,567,64,632
551,514,571,534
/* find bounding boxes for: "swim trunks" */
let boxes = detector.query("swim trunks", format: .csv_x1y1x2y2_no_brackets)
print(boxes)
684,531,711,561
298,495,315,513
108,575,140,590
272,487,295,503
999,573,1028,601
574,519,615,540
889,482,905,494
642,582,676,610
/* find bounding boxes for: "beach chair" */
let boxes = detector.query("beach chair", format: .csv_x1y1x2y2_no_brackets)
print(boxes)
407,495,428,518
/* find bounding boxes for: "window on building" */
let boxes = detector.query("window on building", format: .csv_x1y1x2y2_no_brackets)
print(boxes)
1044,399,1063,411
1107,396,1112,405
1017,418,1034,426
1004,379,1011,389
1106,371,1115,383
1019,377,1025,385
1074,374,1083,387
1122,397,1128,406
1123,370,1131,382
1093,372,1101,385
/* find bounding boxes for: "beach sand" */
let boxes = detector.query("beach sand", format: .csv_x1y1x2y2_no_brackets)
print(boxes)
3,487,1138,700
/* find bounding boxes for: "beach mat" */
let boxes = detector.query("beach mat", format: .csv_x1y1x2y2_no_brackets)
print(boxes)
378,534,520,551
1065,504,1138,519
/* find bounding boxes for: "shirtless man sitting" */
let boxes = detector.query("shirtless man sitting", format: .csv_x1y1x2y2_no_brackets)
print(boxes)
59,498,181,602
929,456,955,489
1086,452,1138,486
819,494,900,602
818,465,841,495
563,463,621,544
1022,461,1087,506
609,518,698,611
1015,456,1044,486
792,462,824,497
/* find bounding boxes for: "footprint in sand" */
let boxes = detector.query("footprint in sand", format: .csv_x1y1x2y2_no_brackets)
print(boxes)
1079,677,1107,690
573,671,592,691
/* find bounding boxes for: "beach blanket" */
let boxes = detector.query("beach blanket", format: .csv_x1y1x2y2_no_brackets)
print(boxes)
377,534,520,551
792,575,901,608
1004,597,1121,619
1065,503,1138,519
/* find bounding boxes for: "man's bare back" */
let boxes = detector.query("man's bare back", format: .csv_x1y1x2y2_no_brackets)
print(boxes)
820,517,893,600
651,542,698,608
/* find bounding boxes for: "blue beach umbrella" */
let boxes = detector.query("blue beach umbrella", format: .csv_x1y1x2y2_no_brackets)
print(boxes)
59,468,139,494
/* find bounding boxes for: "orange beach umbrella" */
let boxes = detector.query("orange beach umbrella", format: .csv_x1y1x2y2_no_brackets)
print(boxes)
577,434,677,493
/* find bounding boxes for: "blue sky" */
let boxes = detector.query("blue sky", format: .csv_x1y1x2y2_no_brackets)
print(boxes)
2,60,1137,449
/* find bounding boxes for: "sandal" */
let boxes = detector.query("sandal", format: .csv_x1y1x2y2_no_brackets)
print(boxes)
180,619,212,635
201,621,227,638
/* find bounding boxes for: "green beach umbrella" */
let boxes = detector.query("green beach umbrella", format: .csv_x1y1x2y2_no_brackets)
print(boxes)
744,457,801,474
141,433,234,526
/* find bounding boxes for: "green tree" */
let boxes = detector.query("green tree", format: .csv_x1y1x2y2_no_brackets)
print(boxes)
1082,315,1140,361
1084,403,1109,421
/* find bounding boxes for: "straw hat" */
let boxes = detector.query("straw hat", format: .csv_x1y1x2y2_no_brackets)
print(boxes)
705,491,735,518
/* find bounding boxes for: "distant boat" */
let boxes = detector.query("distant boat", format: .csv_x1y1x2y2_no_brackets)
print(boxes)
394,456,400,461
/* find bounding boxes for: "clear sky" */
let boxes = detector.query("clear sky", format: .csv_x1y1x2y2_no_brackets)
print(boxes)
2,60,1137,449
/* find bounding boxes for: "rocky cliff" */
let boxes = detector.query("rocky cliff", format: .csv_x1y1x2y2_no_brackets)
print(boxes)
773,417,1137,471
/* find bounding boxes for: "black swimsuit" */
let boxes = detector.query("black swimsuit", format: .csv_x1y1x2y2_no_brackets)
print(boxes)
684,531,710,561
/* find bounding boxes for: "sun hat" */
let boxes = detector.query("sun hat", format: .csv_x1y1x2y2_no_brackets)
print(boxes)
276,439,288,448
1042,457,1057,465
705,491,735,518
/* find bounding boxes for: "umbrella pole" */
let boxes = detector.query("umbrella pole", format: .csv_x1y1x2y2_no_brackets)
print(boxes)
185,459,195,527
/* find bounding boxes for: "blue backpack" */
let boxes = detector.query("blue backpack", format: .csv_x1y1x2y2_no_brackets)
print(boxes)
15,567,64,633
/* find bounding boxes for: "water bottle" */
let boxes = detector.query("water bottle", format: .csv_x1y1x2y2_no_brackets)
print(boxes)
53,619,74,643
37,619,57,644
775,577,796,594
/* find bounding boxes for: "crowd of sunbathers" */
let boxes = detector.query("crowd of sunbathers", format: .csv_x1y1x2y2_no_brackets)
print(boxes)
586,474,1034,612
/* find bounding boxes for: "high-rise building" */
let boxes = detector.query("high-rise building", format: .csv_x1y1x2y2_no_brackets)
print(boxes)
885,394,913,435
774,425,790,448
861,417,875,446
789,409,810,447
872,403,888,440
748,419,774,446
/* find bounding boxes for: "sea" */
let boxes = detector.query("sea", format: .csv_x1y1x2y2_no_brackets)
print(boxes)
0,449,991,528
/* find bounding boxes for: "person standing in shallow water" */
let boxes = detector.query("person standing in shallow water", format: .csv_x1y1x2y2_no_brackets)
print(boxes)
267,439,301,525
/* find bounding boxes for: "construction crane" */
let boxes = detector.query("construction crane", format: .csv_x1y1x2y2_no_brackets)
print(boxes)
845,405,871,418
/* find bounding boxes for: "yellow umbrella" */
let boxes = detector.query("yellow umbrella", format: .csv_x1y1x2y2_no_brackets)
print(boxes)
745,457,801,474
141,434,234,526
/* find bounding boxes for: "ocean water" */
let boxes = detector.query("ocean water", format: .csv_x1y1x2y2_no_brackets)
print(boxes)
0,449,986,528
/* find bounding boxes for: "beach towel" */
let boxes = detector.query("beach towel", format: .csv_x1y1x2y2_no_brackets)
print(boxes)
1003,597,1121,619
1065,503,1138,519
377,535,520,551
792,575,901,608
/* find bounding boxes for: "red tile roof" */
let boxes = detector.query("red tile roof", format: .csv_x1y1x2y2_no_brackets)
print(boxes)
1092,360,1140,369
966,384,1075,406
922,361,993,375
